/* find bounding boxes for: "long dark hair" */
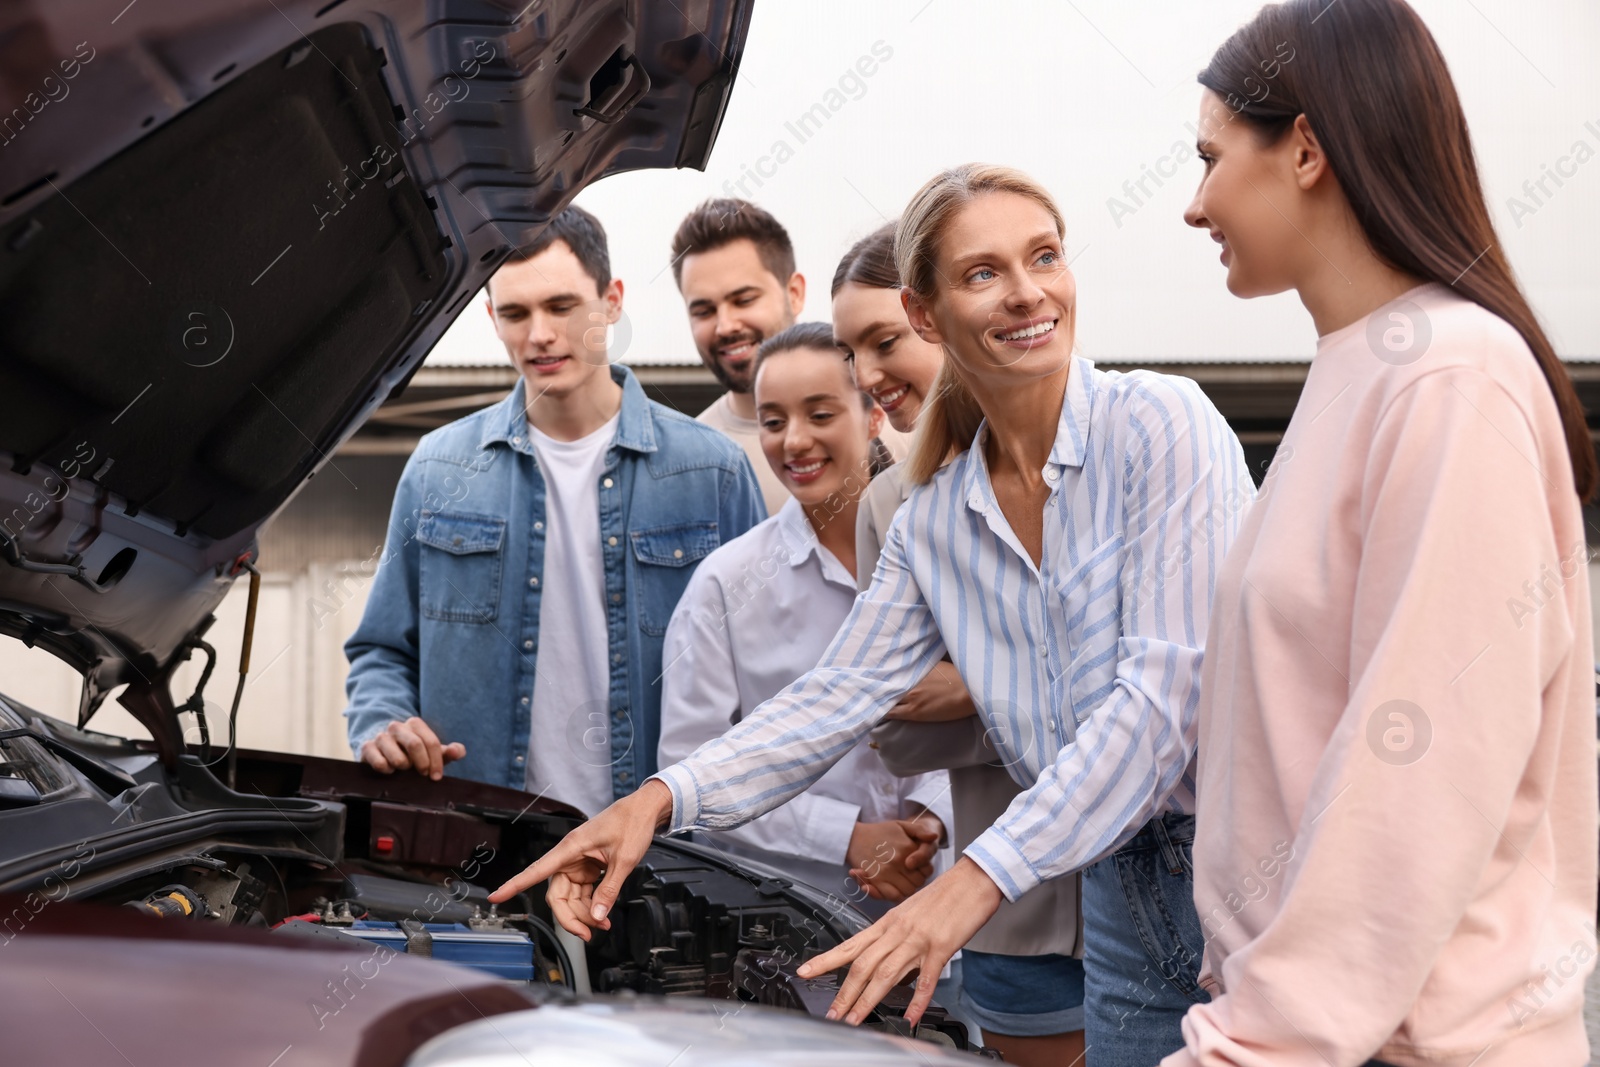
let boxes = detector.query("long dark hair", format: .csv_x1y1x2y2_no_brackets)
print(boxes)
1201,0,1595,501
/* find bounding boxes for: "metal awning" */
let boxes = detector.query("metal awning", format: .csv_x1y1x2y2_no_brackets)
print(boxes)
342,359,1600,456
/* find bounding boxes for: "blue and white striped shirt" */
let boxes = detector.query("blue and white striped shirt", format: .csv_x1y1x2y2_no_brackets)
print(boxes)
654,356,1253,901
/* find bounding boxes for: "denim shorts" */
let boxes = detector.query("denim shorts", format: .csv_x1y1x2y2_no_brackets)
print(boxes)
957,948,1086,1036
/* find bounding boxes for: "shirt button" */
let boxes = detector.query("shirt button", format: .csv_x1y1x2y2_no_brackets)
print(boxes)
608,536,618,547
1044,468,1059,483
672,549,684,559
612,708,625,722
528,576,539,587
520,696,530,706
617,771,631,784
534,521,544,531
1046,720,1057,732
514,755,524,764
611,593,622,603
523,639,533,650
612,653,622,664
602,478,614,489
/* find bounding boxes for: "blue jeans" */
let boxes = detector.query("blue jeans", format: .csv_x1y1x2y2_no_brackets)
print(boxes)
1081,812,1206,1067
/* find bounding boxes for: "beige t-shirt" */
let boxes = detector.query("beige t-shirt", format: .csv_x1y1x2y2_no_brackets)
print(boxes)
698,391,916,518
697,393,787,516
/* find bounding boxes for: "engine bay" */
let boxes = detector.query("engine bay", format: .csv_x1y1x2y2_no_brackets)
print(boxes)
53,745,981,1055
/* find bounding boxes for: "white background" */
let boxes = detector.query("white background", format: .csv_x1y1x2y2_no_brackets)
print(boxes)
427,0,1600,368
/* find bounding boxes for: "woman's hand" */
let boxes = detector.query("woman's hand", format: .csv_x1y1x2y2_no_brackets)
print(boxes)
488,779,672,939
845,814,944,902
885,661,977,723
796,856,1003,1027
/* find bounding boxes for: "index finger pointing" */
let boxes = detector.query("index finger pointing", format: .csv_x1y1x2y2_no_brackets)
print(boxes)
489,839,575,903
796,926,877,978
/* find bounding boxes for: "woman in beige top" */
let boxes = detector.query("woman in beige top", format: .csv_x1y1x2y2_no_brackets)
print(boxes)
833,222,1085,1067
1167,1,1598,1065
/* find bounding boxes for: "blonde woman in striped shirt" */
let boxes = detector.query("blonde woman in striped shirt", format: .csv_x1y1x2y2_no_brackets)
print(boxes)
495,165,1253,1064
835,221,1087,1067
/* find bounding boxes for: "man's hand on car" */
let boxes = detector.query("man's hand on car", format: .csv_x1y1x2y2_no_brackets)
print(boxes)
488,778,673,938
359,717,466,781
846,814,944,902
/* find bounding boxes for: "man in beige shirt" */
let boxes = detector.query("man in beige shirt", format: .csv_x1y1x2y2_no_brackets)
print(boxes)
670,199,908,514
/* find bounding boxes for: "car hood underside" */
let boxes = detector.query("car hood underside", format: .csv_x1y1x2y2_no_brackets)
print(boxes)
0,0,750,753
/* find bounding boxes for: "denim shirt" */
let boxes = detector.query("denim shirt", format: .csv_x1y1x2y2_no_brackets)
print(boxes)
343,364,766,795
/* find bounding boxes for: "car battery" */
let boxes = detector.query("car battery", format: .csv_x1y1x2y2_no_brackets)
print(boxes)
338,919,536,981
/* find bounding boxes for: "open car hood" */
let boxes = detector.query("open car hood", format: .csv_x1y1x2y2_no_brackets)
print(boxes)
0,0,751,754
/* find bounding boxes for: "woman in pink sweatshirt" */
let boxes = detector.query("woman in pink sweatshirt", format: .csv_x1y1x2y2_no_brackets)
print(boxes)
1170,1,1598,1065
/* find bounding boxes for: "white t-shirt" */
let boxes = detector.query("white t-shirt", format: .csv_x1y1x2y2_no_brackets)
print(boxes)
524,413,619,816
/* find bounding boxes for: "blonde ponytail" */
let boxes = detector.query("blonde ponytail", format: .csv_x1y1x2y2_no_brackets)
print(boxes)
907,362,983,484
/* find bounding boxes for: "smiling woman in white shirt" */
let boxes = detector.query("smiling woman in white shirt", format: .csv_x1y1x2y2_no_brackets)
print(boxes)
493,165,1252,1065
656,320,953,909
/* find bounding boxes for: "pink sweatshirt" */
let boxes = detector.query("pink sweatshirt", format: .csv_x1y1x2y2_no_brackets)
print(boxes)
1164,283,1597,1067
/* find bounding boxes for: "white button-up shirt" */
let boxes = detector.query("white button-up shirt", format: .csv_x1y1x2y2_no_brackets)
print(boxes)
655,357,1252,901
658,497,953,866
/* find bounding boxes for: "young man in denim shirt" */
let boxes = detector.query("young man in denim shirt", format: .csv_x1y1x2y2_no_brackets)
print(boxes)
343,207,765,810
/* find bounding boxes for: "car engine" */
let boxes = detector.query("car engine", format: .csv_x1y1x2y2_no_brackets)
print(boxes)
62,747,982,1055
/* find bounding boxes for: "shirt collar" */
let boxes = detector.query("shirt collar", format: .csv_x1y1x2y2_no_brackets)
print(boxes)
479,363,659,455
961,354,1097,515
774,497,856,588
774,496,823,566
